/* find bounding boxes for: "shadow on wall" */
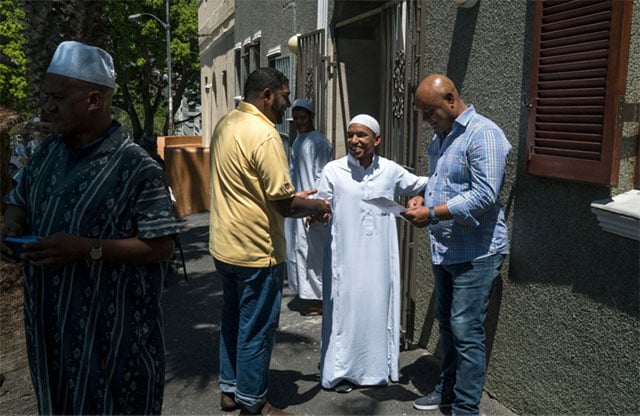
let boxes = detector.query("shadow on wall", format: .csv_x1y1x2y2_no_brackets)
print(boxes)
509,174,640,317
415,0,503,367
504,0,639,318
446,2,480,91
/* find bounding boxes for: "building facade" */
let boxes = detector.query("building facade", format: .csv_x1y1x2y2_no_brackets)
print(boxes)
198,0,639,414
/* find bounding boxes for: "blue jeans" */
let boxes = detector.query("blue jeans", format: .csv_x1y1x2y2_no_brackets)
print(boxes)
215,259,284,413
433,254,505,416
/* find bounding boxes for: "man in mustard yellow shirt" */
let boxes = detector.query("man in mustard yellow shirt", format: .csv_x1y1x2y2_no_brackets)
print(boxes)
209,67,330,416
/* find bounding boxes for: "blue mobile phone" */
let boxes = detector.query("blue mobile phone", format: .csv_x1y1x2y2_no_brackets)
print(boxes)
3,235,38,260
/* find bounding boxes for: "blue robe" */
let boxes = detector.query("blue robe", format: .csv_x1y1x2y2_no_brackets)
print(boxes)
285,130,332,300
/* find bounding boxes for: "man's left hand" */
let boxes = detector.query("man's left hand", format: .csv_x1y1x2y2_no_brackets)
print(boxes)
22,232,92,267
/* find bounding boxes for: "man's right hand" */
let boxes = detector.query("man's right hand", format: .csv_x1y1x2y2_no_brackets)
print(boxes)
312,198,331,222
273,189,332,219
401,195,429,227
401,206,430,228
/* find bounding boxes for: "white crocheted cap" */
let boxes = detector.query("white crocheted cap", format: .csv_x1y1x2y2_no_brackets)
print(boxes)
46,41,116,88
349,114,380,136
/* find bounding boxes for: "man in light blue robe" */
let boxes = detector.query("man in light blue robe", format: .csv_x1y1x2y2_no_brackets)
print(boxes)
285,99,332,315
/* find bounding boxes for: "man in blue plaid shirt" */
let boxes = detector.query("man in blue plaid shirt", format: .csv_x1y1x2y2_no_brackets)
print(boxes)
403,74,511,416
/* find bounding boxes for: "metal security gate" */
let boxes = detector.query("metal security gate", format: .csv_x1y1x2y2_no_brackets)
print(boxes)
273,55,294,158
296,30,327,136
378,1,424,347
397,0,424,347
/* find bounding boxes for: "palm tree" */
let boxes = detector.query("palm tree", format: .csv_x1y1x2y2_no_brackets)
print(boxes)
20,0,110,108
1,1,111,207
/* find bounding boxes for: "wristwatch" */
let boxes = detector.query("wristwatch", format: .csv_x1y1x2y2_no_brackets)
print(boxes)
428,206,439,225
89,240,103,260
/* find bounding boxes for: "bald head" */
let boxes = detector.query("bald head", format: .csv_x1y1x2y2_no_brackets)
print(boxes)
418,74,458,99
415,73,467,133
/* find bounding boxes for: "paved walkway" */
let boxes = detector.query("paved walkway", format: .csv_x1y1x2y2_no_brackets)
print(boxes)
161,212,518,416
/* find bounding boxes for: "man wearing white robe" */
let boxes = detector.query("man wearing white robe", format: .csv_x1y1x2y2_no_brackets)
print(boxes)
317,114,428,391
285,99,332,314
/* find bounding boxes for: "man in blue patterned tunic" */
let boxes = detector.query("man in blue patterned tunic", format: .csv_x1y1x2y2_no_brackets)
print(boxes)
1,41,179,415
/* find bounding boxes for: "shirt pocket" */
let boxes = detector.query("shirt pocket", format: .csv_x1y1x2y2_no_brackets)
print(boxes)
443,155,469,182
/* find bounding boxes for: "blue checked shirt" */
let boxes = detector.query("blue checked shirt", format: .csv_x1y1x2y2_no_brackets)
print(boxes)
424,105,511,265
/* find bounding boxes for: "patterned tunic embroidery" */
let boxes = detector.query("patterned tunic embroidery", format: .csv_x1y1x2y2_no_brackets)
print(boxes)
4,125,179,415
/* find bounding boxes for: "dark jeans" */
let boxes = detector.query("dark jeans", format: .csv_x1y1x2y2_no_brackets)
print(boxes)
433,254,505,415
215,259,284,413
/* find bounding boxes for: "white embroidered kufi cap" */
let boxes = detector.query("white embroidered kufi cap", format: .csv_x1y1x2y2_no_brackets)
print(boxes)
46,41,116,88
349,114,380,136
292,98,314,113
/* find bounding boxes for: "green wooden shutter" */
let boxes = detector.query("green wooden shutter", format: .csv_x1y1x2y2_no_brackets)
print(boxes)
526,0,632,186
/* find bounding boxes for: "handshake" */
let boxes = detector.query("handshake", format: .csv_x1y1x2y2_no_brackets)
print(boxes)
306,211,330,225
294,189,331,225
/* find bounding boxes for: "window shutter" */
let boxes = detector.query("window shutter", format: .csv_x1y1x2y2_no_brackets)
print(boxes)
526,0,632,186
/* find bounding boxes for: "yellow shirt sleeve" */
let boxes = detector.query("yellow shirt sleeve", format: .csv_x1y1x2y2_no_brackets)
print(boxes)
253,135,296,201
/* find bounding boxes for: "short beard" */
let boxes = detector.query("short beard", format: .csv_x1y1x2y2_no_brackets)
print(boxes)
271,100,285,125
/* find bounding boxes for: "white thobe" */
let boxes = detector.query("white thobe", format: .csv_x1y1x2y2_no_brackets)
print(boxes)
318,154,428,388
285,130,332,299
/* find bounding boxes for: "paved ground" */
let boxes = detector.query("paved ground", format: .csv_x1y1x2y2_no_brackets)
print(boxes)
0,241,37,415
161,212,518,416
0,211,517,415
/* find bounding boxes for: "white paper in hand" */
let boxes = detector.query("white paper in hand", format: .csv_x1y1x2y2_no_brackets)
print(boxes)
363,197,407,217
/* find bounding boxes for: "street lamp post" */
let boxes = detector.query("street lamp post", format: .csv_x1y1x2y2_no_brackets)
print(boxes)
128,0,174,135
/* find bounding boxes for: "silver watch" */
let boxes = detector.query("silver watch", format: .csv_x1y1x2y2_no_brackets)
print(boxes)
89,240,103,260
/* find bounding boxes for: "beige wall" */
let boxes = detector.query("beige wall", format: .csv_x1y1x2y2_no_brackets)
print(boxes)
199,0,236,147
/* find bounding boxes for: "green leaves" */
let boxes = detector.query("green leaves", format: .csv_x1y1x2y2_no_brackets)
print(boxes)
0,0,199,137
0,0,28,111
107,0,200,138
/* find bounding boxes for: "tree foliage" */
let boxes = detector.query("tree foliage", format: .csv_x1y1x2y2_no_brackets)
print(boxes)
0,0,199,139
0,0,28,113
1,0,200,204
106,0,199,138
19,1,111,114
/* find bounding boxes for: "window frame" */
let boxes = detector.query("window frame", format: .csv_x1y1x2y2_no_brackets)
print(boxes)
526,0,633,186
